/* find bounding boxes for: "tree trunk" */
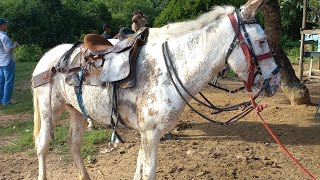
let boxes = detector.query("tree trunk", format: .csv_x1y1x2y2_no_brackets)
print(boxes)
262,0,311,105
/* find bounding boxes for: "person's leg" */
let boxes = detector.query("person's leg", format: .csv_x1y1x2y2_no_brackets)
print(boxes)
0,66,4,104
2,60,15,105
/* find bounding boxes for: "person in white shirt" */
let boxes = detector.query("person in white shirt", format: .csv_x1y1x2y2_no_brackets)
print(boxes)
0,18,19,105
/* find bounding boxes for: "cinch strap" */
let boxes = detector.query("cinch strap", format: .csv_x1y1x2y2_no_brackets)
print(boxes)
74,67,94,120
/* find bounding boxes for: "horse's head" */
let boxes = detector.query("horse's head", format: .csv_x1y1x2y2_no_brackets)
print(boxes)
226,0,280,97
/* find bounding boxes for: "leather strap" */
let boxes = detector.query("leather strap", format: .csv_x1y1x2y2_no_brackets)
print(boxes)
228,13,255,92
228,13,274,92
256,52,273,61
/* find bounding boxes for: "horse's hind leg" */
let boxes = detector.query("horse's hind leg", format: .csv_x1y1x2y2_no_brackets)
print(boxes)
67,105,90,180
35,107,52,180
34,87,64,180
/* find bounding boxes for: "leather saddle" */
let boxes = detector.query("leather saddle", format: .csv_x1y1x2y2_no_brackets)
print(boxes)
83,28,149,88
32,28,148,89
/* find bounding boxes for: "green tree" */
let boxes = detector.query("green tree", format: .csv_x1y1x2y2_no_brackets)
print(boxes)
307,0,320,28
62,0,112,36
279,0,320,40
105,0,163,31
278,0,302,40
154,0,246,26
0,0,112,49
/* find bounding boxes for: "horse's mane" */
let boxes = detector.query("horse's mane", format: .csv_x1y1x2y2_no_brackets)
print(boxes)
149,6,235,40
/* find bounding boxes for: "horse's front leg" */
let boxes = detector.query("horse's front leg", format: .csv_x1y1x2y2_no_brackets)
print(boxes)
67,105,90,180
134,129,161,180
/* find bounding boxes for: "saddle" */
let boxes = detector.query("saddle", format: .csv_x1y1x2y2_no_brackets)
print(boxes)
83,27,149,88
32,28,149,89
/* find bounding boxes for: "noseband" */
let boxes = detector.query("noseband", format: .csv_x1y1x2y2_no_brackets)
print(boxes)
161,10,280,125
225,10,279,92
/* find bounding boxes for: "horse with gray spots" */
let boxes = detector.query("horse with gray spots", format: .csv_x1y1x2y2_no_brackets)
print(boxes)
32,0,280,179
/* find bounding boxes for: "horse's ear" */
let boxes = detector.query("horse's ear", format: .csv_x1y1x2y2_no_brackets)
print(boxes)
240,0,266,20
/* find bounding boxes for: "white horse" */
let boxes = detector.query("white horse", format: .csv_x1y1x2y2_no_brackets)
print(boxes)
32,0,281,179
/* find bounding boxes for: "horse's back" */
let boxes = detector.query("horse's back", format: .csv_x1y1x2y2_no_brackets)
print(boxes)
33,44,74,76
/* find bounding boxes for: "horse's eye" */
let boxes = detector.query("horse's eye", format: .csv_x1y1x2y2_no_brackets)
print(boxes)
257,40,266,48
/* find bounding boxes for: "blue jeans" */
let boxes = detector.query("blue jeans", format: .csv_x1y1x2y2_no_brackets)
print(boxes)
0,60,15,105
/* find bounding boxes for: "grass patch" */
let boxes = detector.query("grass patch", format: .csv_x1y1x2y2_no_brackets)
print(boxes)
0,121,34,153
0,121,33,137
15,62,38,82
0,120,111,158
81,129,110,158
226,69,237,79
2,133,34,153
51,125,70,155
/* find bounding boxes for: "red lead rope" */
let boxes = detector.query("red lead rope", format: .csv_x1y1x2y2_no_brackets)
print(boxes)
250,95,316,180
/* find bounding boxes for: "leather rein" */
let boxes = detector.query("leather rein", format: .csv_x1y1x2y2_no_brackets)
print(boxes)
162,10,279,125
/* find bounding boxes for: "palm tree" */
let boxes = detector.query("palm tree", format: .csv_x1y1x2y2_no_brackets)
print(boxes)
262,0,311,105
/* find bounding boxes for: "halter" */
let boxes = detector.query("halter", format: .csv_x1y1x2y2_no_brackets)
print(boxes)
161,10,280,125
225,10,278,92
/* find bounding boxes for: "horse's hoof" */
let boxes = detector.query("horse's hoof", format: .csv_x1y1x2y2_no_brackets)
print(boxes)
161,132,174,141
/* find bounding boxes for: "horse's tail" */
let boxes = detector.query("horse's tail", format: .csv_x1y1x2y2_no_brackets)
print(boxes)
33,89,41,148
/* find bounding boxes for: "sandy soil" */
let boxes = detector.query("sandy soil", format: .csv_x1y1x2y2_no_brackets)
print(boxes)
0,75,319,180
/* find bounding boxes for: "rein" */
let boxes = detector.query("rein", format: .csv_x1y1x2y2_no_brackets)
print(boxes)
161,10,275,125
250,95,316,180
162,41,269,125
162,40,253,113
208,82,245,94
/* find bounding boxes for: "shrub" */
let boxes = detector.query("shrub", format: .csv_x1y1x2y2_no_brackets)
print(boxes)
281,35,300,57
14,44,44,62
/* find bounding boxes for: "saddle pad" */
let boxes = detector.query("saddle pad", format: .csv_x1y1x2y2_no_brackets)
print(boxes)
100,49,131,82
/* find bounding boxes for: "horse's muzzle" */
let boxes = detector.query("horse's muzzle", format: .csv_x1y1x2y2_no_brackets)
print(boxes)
264,72,281,97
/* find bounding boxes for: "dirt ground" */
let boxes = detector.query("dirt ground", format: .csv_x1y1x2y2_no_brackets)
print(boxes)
0,69,320,179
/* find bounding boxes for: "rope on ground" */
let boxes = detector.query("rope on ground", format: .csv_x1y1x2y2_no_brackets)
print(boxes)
250,95,316,180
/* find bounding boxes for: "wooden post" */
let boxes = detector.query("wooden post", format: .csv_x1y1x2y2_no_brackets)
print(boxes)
309,57,313,77
298,0,307,81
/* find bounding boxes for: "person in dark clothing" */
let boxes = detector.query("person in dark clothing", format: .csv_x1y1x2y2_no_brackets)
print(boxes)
101,23,112,39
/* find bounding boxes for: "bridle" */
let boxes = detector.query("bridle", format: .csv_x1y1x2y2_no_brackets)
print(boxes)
161,10,280,125
225,10,279,92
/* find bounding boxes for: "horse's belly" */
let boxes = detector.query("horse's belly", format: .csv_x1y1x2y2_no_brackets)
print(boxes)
65,84,114,124
87,108,113,125
64,82,139,129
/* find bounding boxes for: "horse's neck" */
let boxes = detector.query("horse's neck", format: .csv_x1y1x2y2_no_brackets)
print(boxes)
166,22,234,94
